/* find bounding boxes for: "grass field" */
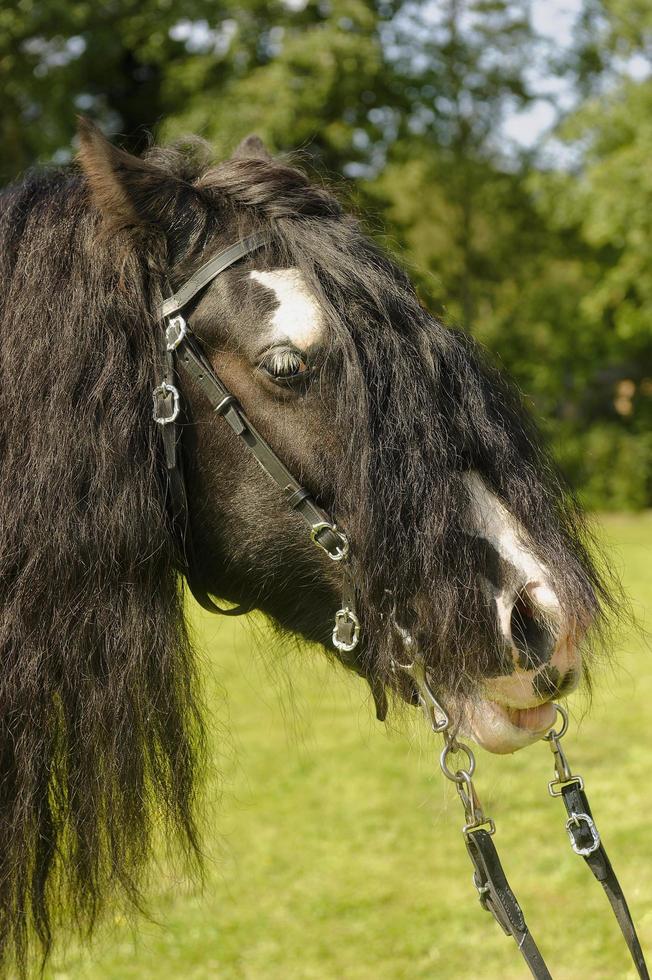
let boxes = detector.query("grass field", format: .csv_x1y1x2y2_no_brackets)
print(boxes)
49,514,651,980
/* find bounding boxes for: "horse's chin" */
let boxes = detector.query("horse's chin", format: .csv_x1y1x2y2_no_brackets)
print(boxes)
458,698,557,755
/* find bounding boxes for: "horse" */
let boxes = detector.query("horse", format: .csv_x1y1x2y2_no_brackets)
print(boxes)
0,119,613,975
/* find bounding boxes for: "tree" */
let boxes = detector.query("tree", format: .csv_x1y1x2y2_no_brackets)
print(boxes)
162,0,402,174
363,1,546,331
0,0,398,184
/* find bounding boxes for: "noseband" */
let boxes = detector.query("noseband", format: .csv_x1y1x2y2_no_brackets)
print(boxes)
153,234,648,978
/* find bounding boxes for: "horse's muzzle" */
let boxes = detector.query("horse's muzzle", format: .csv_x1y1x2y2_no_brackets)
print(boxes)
466,579,583,753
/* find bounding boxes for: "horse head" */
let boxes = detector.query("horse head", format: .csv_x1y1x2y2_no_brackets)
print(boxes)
0,121,612,973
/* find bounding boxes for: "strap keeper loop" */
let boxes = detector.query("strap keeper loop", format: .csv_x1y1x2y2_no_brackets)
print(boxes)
214,394,239,416
286,487,311,510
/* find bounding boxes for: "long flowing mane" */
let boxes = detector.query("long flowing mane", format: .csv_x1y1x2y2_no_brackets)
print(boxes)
0,137,612,974
0,167,205,973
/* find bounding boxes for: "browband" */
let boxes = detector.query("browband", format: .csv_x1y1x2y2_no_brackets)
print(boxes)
159,231,270,319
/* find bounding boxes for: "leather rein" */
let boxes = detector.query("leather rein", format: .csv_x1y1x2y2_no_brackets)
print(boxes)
396,657,649,980
152,232,648,979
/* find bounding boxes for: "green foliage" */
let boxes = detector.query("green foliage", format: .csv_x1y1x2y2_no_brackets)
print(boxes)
364,1,652,509
2,0,650,507
555,422,652,511
161,0,392,171
557,79,652,355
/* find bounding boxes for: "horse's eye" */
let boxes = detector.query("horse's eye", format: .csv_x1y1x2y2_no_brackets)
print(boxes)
259,347,310,383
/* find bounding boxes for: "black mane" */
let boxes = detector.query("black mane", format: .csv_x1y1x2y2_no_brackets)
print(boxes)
0,141,612,974
0,165,205,973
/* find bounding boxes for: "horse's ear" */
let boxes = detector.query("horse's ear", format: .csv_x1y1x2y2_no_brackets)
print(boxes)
232,134,273,161
77,118,185,233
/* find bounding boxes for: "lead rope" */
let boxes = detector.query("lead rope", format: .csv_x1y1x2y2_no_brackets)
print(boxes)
394,655,552,980
544,706,649,979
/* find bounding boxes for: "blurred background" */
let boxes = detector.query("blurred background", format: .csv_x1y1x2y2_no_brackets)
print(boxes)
3,2,651,977
2,0,651,509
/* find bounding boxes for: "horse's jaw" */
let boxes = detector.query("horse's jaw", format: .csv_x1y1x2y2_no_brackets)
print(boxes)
457,697,557,755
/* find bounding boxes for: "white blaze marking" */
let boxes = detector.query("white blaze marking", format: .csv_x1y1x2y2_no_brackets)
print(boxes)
463,471,561,635
250,268,323,348
450,476,580,742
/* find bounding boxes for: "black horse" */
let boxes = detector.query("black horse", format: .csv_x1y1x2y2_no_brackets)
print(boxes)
0,121,612,974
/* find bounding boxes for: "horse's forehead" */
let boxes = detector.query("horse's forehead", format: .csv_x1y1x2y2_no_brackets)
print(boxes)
249,268,323,348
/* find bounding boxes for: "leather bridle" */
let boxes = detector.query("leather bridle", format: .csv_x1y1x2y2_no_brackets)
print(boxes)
153,231,360,651
153,233,648,979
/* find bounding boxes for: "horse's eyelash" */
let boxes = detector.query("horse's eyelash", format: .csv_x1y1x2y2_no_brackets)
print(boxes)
262,348,307,376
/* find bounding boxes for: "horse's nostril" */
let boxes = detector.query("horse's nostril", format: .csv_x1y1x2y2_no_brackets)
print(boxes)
509,586,557,670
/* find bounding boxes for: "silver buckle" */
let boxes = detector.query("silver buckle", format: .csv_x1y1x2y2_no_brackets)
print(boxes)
152,382,180,425
165,315,188,351
332,607,360,652
311,522,349,562
566,811,600,856
548,774,584,798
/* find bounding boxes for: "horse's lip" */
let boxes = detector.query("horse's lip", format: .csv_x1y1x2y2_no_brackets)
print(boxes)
505,702,558,731
389,623,557,753
461,698,556,755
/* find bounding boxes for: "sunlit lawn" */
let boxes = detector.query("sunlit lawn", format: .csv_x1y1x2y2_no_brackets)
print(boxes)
50,514,651,980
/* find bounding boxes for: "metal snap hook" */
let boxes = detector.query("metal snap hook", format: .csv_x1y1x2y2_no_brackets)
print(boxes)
544,703,569,742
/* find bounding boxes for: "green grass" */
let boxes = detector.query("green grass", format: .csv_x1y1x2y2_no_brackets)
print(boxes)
49,514,652,980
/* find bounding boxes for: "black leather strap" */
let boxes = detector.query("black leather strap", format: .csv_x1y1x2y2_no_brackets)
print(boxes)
155,276,251,615
160,232,270,319
560,781,649,979
465,829,552,980
176,336,346,558
188,582,254,616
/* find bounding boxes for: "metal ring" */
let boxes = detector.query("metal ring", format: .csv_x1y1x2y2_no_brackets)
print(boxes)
543,703,569,742
311,522,349,562
440,740,476,783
